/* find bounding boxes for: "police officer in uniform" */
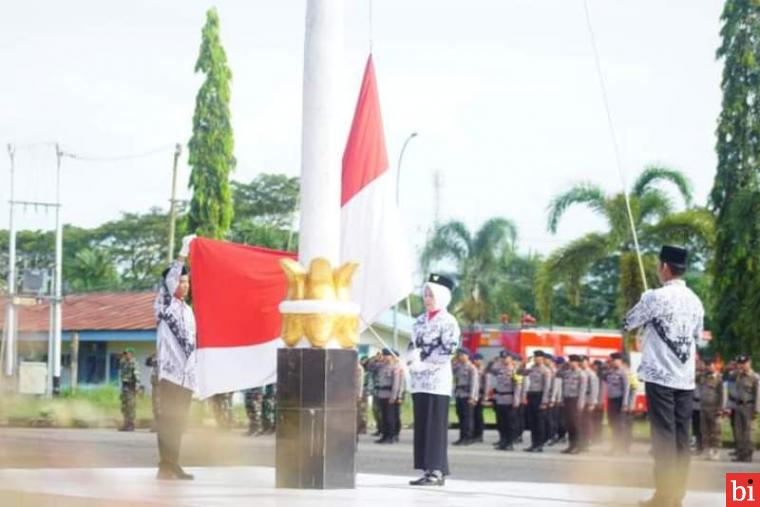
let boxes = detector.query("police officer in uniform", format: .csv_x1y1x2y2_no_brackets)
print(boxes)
698,358,723,461
487,351,522,450
605,352,630,454
579,356,599,453
453,348,479,446
547,356,566,446
375,349,398,444
471,353,486,443
730,355,760,462
523,350,552,452
560,354,588,454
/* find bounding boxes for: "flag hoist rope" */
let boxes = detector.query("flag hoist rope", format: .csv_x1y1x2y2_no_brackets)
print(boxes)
582,0,648,291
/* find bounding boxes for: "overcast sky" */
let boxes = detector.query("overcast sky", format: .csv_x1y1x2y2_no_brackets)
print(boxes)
0,0,724,258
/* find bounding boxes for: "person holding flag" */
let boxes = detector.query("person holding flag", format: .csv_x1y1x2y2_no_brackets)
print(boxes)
154,234,197,481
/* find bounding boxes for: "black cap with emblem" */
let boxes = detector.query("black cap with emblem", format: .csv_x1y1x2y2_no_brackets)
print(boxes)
428,273,455,292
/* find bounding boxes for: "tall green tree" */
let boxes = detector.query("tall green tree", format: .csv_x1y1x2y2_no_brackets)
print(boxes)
229,173,299,251
187,8,235,239
537,166,714,333
420,218,520,324
711,0,760,358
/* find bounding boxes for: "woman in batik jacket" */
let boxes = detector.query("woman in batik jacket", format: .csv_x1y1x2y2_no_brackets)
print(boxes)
406,273,460,486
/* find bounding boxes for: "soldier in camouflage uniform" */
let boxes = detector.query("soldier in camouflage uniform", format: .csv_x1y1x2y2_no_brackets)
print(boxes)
729,355,760,463
244,387,264,436
119,348,140,432
698,358,723,460
211,392,233,430
262,383,277,434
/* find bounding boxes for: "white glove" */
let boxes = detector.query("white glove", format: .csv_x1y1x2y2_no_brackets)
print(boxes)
179,234,197,257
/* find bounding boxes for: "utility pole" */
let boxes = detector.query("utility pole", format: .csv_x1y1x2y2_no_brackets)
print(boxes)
51,144,63,395
3,144,17,379
167,143,182,262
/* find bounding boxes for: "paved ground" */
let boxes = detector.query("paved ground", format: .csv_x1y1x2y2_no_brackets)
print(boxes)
0,466,726,507
0,427,753,493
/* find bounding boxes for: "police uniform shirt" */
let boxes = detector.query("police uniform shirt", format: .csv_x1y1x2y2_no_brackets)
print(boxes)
623,279,704,390
561,369,588,409
583,369,600,408
377,362,395,399
454,361,479,400
492,364,521,406
526,364,552,404
605,367,630,400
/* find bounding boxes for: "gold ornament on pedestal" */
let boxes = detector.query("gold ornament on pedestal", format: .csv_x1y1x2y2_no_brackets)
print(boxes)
279,258,360,348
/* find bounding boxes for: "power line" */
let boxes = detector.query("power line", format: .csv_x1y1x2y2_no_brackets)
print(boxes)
60,144,179,163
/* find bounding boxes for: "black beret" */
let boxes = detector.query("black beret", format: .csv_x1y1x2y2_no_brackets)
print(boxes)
659,245,688,267
428,273,455,292
533,350,545,358
382,348,393,356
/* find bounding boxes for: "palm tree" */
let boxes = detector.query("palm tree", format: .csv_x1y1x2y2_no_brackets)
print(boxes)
536,166,714,328
421,217,518,324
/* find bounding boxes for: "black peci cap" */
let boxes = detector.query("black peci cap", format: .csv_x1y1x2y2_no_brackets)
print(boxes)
610,352,623,360
659,245,688,268
428,273,455,291
568,354,581,363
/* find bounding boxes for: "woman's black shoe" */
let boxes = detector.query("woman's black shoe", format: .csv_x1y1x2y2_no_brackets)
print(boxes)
409,475,445,486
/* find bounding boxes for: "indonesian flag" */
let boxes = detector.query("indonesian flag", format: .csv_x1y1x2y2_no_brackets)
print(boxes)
190,237,296,398
341,55,413,328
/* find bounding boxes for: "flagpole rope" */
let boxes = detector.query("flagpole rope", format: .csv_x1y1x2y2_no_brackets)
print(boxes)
361,317,401,359
582,0,648,291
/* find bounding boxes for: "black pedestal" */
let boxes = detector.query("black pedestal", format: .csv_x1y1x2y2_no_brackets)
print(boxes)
275,348,358,489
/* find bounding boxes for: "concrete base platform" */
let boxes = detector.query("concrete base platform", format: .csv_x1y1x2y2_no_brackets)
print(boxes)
0,466,723,507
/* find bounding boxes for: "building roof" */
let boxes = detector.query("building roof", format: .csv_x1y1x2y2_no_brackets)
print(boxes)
0,292,157,332
0,292,416,336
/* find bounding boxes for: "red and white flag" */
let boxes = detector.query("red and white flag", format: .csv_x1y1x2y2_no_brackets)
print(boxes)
190,237,295,398
341,55,413,328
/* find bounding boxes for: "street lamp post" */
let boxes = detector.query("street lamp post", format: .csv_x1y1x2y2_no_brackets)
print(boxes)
392,132,418,350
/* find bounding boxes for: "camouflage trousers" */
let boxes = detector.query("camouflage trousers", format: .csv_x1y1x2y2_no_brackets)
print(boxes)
211,393,233,430
357,396,369,434
262,394,276,432
244,390,263,434
121,386,136,428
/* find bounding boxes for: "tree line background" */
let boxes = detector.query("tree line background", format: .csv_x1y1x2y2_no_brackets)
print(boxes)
2,1,759,361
